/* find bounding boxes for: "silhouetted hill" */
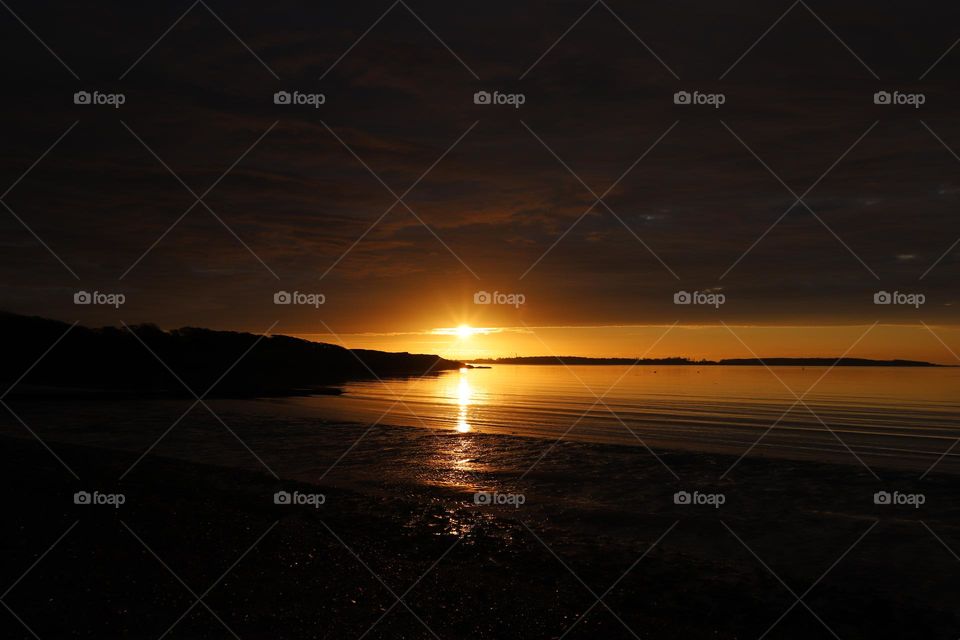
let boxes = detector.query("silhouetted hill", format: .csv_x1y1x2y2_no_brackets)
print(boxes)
0,312,463,397
471,356,943,367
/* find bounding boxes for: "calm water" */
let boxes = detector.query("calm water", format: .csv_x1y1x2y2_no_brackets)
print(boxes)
5,365,960,481
289,364,960,470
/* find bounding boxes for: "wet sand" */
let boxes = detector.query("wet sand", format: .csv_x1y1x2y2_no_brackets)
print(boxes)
2,432,958,639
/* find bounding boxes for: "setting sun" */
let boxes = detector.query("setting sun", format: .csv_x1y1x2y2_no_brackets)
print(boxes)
456,324,476,339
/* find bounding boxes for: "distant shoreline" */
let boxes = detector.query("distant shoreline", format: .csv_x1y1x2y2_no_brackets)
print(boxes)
469,356,948,367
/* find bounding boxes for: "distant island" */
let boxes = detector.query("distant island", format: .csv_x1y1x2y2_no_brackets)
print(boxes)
470,356,944,367
1,312,464,398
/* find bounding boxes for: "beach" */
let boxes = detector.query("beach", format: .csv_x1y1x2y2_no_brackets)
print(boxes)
3,413,958,639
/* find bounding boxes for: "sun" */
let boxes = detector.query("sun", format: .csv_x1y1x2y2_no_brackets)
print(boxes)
455,324,476,339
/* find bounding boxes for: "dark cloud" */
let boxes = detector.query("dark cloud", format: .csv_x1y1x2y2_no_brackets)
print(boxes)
2,0,959,336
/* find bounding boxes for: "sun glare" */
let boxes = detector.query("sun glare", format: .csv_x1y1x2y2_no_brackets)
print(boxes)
455,324,476,339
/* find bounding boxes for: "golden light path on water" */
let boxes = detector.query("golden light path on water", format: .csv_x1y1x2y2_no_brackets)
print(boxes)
455,367,472,433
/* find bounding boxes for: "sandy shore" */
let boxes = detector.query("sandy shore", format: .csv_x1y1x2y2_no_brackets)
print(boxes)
2,432,959,639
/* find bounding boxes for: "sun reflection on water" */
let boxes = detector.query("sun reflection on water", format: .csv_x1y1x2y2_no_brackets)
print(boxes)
455,368,472,432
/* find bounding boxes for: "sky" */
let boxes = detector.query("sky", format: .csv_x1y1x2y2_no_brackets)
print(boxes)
2,1,960,361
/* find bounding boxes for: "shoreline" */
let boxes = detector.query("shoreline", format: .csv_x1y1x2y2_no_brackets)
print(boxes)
4,430,959,638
